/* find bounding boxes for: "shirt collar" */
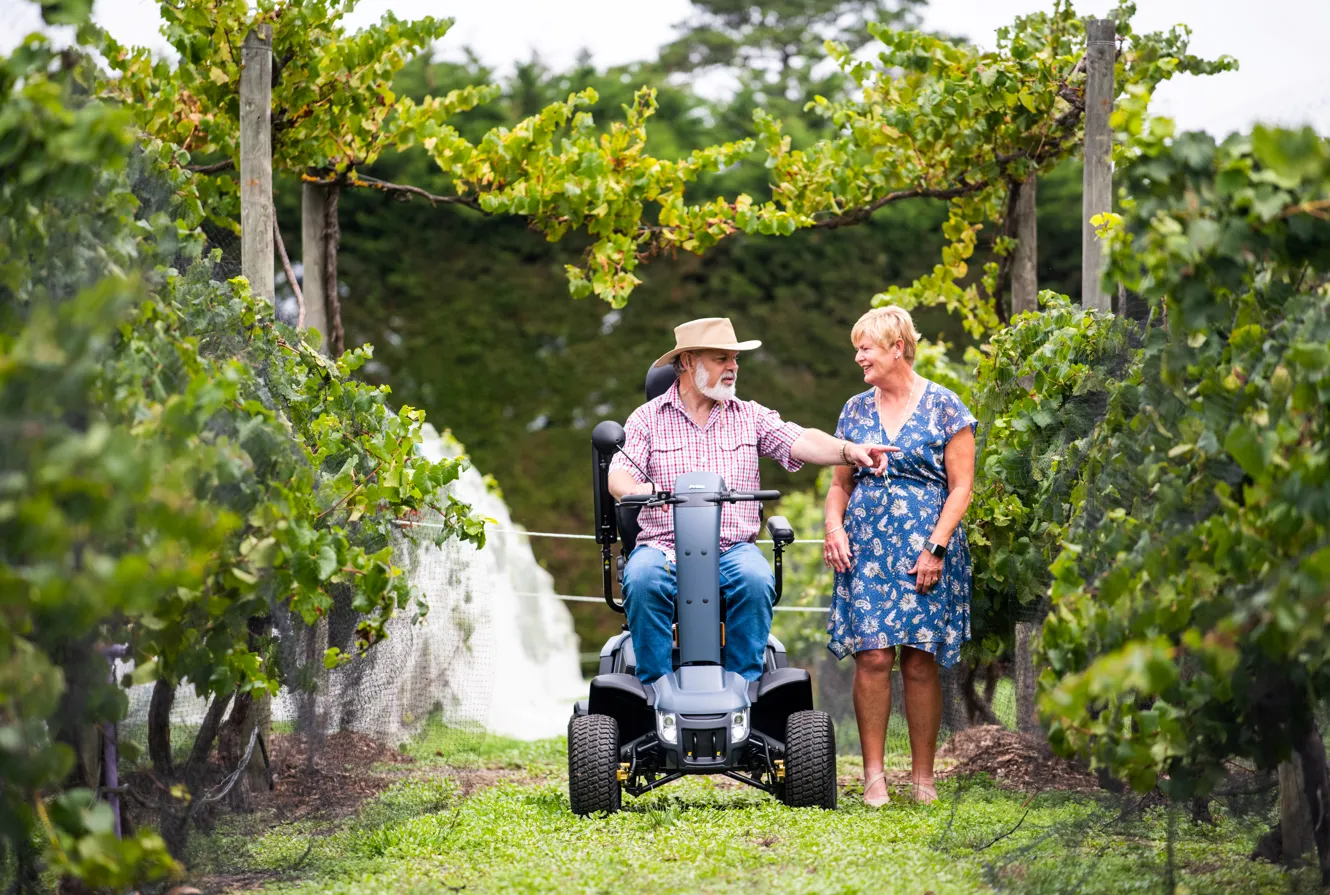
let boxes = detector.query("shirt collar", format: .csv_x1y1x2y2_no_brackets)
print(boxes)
664,380,730,425
663,379,683,408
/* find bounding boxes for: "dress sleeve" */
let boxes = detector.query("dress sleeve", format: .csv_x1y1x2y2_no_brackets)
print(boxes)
941,389,978,441
833,397,854,441
753,402,806,473
609,406,652,483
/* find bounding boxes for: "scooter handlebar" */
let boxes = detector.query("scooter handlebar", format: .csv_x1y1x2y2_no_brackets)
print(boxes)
715,489,782,503
621,489,781,506
618,491,681,508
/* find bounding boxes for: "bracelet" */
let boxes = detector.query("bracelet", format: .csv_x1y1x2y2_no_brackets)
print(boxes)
824,524,843,537
839,441,851,465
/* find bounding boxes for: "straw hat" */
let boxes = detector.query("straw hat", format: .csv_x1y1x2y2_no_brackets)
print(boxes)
651,317,762,369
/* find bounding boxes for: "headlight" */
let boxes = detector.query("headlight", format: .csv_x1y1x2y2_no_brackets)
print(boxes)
730,708,749,741
657,711,678,744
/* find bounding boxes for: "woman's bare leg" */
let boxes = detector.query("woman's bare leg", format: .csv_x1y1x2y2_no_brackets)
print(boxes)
853,647,895,801
900,646,942,802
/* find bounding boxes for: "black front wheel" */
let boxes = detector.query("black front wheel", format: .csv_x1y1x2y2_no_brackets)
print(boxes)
568,714,622,816
781,710,837,809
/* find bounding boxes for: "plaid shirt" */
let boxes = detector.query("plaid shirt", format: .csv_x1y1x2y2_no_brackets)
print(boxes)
610,381,805,560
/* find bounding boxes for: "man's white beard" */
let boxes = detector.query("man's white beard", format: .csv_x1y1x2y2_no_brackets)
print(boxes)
694,364,737,401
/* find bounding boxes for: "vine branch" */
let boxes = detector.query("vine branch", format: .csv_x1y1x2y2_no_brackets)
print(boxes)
809,53,1089,232
186,159,236,174
273,206,305,329
304,173,486,212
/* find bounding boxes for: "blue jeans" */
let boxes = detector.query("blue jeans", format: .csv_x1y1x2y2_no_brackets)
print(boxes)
621,542,775,685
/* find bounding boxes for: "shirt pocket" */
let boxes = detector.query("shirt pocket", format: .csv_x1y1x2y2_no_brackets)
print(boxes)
716,425,760,490
654,425,692,453
650,425,689,484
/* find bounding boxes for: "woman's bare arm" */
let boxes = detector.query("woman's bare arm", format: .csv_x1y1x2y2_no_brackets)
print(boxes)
908,426,976,593
930,426,976,547
825,465,855,530
823,465,857,572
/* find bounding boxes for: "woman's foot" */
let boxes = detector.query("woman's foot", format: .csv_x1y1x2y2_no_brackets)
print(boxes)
864,772,890,807
911,779,938,804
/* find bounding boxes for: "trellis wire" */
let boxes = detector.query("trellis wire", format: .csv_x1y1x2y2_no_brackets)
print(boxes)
398,522,835,614
518,591,830,613
395,519,829,545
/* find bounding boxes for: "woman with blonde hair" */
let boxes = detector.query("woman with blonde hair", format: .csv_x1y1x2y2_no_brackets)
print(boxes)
824,305,977,806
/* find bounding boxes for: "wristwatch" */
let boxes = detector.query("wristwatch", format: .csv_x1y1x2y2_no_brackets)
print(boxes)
924,540,947,558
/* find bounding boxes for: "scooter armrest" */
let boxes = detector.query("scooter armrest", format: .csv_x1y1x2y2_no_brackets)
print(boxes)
766,515,795,547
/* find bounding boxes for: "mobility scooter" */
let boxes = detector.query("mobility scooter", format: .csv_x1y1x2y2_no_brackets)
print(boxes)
568,366,837,815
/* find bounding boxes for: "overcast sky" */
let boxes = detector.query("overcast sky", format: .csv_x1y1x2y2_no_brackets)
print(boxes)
4,0,1326,137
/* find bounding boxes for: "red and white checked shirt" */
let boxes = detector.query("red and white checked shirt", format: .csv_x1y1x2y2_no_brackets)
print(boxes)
609,381,805,560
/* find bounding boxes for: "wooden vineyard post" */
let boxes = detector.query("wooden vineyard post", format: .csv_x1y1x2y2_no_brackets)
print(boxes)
301,183,330,353
1010,177,1038,317
1280,756,1316,863
299,182,332,765
238,25,275,802
1012,19,1114,737
239,26,274,305
1013,618,1040,734
1081,18,1114,313
1009,174,1040,733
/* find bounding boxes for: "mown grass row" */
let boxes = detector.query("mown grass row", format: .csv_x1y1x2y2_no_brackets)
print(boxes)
183,725,1311,895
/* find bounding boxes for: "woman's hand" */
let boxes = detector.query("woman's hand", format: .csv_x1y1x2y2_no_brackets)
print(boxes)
907,550,944,593
824,527,853,573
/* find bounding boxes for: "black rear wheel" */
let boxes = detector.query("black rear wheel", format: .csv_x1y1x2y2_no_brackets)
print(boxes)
781,710,837,809
568,714,622,816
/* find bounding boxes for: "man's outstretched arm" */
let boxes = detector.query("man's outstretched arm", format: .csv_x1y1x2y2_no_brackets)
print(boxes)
790,428,897,475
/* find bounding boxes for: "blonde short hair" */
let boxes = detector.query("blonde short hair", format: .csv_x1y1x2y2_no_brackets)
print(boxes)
851,306,921,362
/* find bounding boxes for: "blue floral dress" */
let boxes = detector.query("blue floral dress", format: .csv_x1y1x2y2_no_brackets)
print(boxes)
827,380,977,666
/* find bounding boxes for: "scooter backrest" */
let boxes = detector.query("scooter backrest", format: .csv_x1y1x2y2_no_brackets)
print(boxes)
645,362,677,401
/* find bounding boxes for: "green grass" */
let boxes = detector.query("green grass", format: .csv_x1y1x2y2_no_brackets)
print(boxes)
174,730,1321,895
398,718,567,771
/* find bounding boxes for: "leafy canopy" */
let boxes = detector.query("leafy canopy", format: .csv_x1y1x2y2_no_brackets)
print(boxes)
103,1,1230,324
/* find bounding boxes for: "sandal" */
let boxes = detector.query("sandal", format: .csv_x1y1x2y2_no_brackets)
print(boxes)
912,781,938,804
864,772,890,808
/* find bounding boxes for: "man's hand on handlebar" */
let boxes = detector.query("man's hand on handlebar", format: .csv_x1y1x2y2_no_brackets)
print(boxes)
607,469,653,501
620,488,676,507
845,442,900,475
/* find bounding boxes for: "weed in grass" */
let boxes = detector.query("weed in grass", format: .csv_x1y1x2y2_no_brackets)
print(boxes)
358,777,458,826
646,804,683,830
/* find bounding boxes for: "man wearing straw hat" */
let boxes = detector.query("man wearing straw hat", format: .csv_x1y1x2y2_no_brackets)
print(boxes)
608,317,896,685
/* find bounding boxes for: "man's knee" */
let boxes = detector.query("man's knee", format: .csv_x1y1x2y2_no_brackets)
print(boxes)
623,547,674,602
722,544,775,604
